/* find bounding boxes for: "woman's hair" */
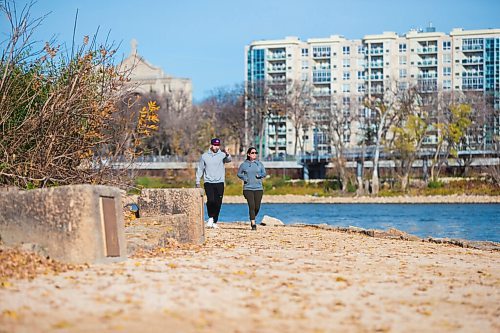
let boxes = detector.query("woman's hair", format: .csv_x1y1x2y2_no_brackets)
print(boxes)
246,147,257,160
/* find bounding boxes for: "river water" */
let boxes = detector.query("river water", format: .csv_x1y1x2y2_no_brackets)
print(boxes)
210,203,500,242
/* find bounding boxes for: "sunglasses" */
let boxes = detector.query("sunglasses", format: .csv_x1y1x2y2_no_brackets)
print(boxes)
250,151,257,154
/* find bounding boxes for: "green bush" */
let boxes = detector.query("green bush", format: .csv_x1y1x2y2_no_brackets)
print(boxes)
428,180,444,189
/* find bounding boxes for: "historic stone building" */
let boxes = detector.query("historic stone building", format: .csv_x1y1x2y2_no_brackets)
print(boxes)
120,39,192,104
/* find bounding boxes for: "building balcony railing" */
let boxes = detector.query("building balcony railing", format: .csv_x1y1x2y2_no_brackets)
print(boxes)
462,45,484,51
267,54,286,60
369,61,384,68
462,71,484,77
418,73,438,79
369,86,385,94
462,58,484,64
313,66,331,70
417,46,438,54
369,74,384,81
312,52,331,58
369,48,384,55
417,59,438,67
312,78,331,84
267,66,286,73
312,91,331,96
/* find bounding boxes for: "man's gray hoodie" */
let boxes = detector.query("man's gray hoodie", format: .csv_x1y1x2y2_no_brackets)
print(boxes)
196,149,231,185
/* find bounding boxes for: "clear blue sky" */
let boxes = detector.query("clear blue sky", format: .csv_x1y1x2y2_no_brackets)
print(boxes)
2,0,500,102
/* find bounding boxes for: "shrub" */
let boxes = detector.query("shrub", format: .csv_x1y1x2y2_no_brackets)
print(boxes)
0,2,157,189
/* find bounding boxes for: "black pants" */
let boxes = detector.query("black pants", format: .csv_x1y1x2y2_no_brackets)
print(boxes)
204,182,225,223
243,190,263,220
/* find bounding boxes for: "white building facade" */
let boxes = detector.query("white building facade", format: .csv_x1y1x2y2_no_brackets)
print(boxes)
245,27,500,158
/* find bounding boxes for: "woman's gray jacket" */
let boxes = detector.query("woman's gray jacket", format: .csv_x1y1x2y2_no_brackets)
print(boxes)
237,160,267,191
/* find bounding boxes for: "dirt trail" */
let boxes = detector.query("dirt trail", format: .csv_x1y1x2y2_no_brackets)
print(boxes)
1,223,499,332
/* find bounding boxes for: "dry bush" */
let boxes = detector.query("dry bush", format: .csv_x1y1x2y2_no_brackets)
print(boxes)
0,1,158,188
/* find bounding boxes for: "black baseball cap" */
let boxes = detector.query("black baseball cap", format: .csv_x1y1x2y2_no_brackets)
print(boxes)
211,138,221,146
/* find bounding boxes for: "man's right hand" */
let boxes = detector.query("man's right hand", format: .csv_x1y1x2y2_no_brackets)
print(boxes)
195,183,200,188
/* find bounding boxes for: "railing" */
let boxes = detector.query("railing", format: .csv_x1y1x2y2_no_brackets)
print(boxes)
416,47,438,54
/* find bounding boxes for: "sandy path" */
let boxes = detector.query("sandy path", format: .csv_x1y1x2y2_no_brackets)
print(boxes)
1,223,499,332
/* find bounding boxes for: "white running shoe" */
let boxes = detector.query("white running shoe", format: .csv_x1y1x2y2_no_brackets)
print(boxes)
206,217,214,228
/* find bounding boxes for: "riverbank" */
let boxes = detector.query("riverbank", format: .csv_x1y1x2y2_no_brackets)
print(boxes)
223,194,500,204
1,223,499,332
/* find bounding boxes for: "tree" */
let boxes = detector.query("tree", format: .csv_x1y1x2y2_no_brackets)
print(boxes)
430,93,472,180
322,93,359,192
363,89,399,195
286,80,313,156
207,85,245,154
390,86,434,191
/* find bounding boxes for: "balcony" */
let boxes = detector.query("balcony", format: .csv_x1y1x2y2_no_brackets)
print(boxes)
418,73,438,79
417,59,438,67
312,90,331,97
267,53,286,60
462,58,484,65
369,48,384,55
417,46,438,54
369,74,384,81
418,79,438,92
462,71,484,77
462,44,484,51
267,65,286,73
369,61,384,68
312,52,331,58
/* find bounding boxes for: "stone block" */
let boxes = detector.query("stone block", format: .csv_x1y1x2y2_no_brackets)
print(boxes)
138,189,205,244
0,185,127,264
125,214,192,253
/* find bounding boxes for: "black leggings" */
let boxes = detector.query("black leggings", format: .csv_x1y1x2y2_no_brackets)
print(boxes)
243,190,263,220
204,182,225,223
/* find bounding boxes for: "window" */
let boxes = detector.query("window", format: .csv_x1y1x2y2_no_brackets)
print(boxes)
342,46,350,55
443,79,451,90
342,59,350,68
443,67,451,76
443,54,451,64
302,60,309,70
357,71,366,80
301,48,309,57
301,72,308,81
357,45,366,54
399,55,407,65
342,84,350,93
357,83,366,93
342,96,350,106
443,41,451,51
399,69,407,79
398,82,409,91
399,43,407,53
343,71,350,80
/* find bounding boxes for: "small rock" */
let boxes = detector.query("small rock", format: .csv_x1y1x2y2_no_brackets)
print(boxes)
260,215,285,226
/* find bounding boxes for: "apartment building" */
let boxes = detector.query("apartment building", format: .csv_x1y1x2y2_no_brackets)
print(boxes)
245,27,500,157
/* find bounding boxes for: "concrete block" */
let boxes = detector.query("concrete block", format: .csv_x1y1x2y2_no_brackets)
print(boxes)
138,189,204,244
125,214,192,253
0,185,127,264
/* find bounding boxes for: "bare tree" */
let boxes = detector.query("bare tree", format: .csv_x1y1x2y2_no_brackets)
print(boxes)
321,93,360,192
363,88,399,195
207,85,245,154
286,80,313,156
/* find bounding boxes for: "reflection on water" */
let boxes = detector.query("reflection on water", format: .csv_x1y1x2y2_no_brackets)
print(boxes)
210,203,500,242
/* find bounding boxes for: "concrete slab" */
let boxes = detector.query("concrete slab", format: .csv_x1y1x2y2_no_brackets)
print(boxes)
138,189,205,244
0,185,127,264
